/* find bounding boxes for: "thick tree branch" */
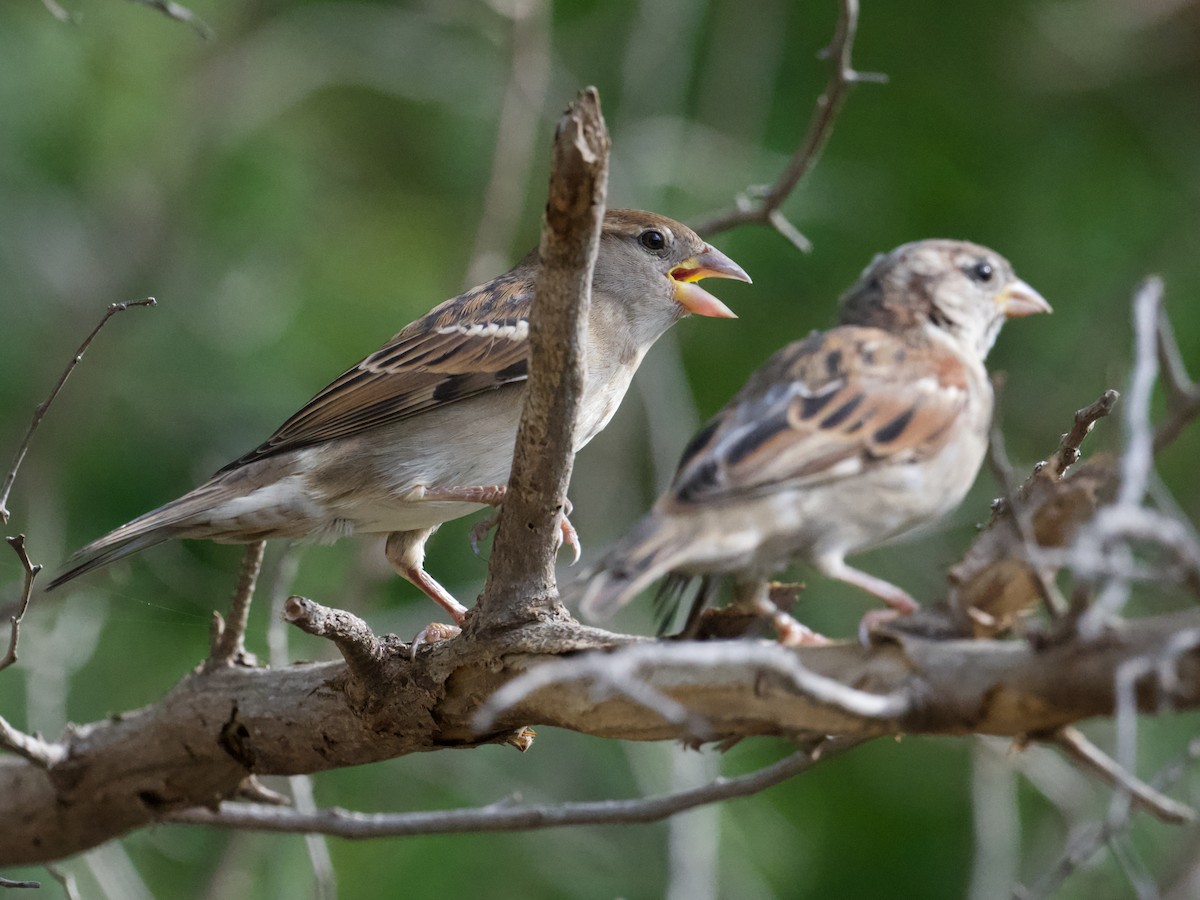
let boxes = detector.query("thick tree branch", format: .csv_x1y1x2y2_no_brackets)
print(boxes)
4,605,1200,864
474,88,610,629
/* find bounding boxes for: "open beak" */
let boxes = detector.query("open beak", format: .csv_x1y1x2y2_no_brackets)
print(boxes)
670,245,751,319
998,279,1052,318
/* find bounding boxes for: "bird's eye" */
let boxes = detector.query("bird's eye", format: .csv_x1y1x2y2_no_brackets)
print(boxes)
639,229,667,252
967,260,994,283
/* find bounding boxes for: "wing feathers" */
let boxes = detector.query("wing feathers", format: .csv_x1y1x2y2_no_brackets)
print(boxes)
666,327,971,508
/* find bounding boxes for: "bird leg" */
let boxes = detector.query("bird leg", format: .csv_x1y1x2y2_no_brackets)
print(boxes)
385,529,469,657
731,579,830,646
814,555,919,645
425,485,580,564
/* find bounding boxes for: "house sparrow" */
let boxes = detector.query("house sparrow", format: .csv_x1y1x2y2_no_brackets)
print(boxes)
48,210,751,638
576,239,1050,642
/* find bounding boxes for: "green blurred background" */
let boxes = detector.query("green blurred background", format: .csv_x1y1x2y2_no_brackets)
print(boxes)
2,0,1199,897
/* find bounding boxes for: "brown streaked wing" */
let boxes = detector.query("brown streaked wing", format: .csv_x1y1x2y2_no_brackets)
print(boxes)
222,275,535,470
665,327,969,507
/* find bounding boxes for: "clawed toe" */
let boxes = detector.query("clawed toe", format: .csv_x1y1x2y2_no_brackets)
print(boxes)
857,606,912,647
410,622,463,658
772,612,832,647
557,516,582,565
470,514,500,556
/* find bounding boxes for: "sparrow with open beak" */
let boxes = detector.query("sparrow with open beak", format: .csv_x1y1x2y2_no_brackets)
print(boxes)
576,239,1050,643
50,210,750,645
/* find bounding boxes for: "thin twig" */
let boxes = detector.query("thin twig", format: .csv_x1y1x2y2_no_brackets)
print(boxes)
1020,736,1200,899
1,535,42,673
1117,277,1163,510
206,540,265,669
694,0,885,243
0,297,156,525
1154,302,1200,453
0,876,40,889
164,738,865,837
124,0,213,39
1051,726,1195,824
1075,278,1166,637
985,418,1069,618
1050,390,1120,477
0,714,66,767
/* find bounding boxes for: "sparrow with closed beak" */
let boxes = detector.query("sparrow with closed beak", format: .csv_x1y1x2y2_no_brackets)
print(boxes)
576,239,1050,642
49,210,750,644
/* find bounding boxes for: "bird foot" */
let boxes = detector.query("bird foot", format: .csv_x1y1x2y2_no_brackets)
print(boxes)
555,514,582,565
469,513,500,555
410,622,463,658
772,612,832,647
470,509,580,564
857,604,918,647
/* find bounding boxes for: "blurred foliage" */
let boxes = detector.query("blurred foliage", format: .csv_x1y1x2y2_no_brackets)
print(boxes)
1,0,1199,896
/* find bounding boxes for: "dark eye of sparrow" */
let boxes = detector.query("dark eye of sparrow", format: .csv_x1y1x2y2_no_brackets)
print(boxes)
966,260,994,283
639,229,667,252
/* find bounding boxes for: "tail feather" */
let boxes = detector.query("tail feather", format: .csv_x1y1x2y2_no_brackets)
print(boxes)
46,481,233,591
46,530,178,590
575,513,694,621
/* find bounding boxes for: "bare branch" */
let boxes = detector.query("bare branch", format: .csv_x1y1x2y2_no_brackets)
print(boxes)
1021,735,1200,899
0,297,156,525
1074,278,1182,637
984,412,1070,620
1154,302,1200,453
1,535,42,673
125,0,213,39
163,740,861,837
1051,390,1121,477
0,715,66,768
694,0,884,242
474,641,909,734
0,875,40,889
1117,276,1163,510
943,390,1116,639
282,595,396,692
1050,726,1195,824
205,541,265,670
7,601,1200,863
474,88,610,628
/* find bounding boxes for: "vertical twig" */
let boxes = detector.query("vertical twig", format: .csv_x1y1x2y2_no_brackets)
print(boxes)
206,540,266,668
1,535,42,673
1077,278,1163,637
474,88,610,628
1153,303,1200,453
0,297,156,524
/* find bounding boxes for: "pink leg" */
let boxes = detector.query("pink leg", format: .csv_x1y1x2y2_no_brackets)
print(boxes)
814,555,919,645
733,580,831,647
385,529,467,657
